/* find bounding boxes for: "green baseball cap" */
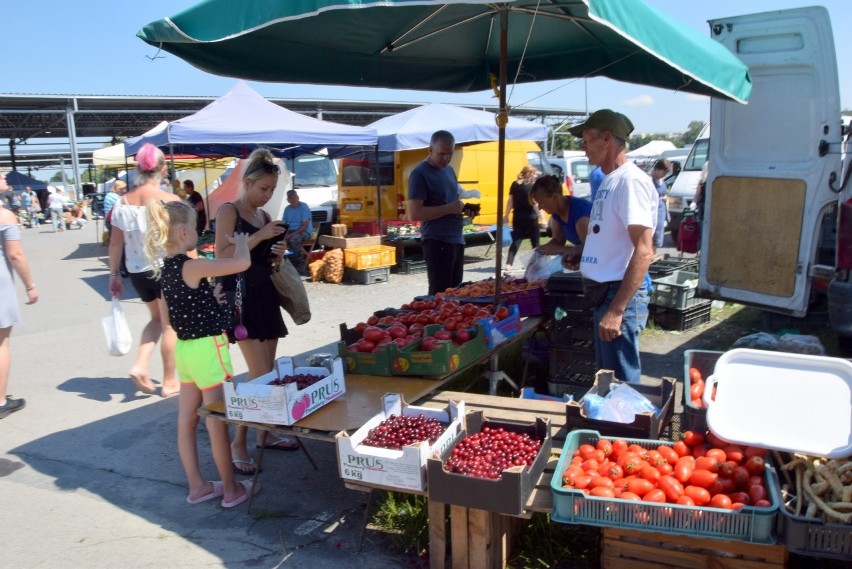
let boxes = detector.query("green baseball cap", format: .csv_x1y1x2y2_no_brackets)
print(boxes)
568,109,634,141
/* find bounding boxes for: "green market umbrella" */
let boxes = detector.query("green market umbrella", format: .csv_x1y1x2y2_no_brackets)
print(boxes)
138,0,751,300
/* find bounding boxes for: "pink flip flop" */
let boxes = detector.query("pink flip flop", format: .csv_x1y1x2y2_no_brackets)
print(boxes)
186,481,224,505
222,480,261,509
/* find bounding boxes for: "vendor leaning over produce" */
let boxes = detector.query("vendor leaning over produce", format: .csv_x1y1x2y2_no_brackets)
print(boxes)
407,130,466,295
530,174,593,262
566,110,657,383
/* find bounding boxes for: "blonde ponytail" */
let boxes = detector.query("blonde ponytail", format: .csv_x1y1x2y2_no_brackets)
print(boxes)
144,200,195,278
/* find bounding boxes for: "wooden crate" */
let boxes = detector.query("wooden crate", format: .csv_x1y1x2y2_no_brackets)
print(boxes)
602,528,788,569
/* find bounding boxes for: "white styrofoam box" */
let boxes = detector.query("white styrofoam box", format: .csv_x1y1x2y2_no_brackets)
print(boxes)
336,393,464,491
705,348,852,458
224,356,345,425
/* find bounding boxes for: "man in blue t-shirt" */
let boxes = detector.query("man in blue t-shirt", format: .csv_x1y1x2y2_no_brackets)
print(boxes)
282,189,314,274
407,130,465,295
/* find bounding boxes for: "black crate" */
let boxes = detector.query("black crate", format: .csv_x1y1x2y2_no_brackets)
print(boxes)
545,291,597,312
547,271,584,293
549,347,597,377
395,256,427,275
547,371,595,401
648,256,699,278
651,300,711,331
548,311,594,345
344,266,391,285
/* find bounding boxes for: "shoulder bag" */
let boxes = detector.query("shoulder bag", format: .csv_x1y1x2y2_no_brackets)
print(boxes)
271,259,311,325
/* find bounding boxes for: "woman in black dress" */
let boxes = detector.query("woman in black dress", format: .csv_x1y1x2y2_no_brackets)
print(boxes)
215,149,297,473
503,164,544,268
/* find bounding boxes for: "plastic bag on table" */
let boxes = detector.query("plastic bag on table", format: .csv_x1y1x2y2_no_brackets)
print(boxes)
523,250,564,281
607,383,659,416
102,297,132,357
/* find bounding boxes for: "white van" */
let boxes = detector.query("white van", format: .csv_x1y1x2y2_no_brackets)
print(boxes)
698,7,852,349
283,151,339,225
667,123,709,240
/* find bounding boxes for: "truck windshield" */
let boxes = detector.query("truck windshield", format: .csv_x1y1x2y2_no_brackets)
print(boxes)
285,154,337,187
684,138,709,172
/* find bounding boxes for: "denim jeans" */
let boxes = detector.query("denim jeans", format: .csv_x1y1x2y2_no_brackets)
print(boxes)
593,280,650,383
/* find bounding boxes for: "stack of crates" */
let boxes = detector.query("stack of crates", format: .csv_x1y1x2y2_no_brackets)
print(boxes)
544,272,596,400
648,269,712,331
343,245,396,284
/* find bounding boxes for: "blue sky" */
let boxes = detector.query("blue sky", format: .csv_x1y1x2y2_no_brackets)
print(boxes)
3,1,850,139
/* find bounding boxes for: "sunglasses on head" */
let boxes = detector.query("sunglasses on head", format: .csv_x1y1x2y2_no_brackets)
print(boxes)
246,160,280,177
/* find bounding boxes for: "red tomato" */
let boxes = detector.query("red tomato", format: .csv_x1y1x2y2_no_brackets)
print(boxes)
710,494,733,509
366,315,379,326
494,306,510,321
354,322,369,333
628,444,646,456
611,439,629,458
705,448,727,463
754,499,772,508
578,444,596,457
362,326,387,343
718,461,737,479
748,484,767,504
718,477,737,494
646,450,667,468
657,462,674,476
657,445,680,465
744,446,769,459
562,467,583,485
672,440,690,458
692,445,708,458
676,495,696,506
733,466,751,489
621,455,644,475
683,431,705,447
690,380,705,400
640,465,661,484
694,456,719,474
598,462,624,481
684,485,712,506
581,458,600,472
590,476,615,489
658,475,685,502
689,367,703,382
619,491,642,502
626,478,655,497
730,492,751,505
590,487,615,498
597,439,613,457
723,445,744,465
572,475,593,490
674,458,695,483
745,456,766,476
748,475,764,488
642,489,667,503
689,469,718,489
690,398,706,409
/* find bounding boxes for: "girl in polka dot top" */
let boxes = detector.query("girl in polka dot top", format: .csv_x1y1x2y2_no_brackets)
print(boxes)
144,200,261,509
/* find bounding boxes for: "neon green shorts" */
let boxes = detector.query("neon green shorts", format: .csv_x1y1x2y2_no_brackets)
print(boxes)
176,333,233,390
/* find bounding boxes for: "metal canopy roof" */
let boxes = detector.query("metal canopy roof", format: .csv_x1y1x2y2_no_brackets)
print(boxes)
0,92,583,171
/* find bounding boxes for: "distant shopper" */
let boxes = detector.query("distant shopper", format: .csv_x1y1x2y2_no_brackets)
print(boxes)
69,201,88,229
589,166,605,200
47,188,69,232
531,174,593,266
108,144,181,397
184,180,207,234
281,189,313,274
407,130,466,295
0,173,38,419
651,159,671,248
19,187,32,227
503,164,542,269
26,187,41,226
570,109,657,383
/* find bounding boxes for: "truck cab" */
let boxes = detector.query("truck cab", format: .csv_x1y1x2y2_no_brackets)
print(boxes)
698,6,852,346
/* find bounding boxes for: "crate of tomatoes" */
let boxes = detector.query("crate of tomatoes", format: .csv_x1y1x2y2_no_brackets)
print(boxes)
550,429,779,544
439,277,547,316
683,350,723,432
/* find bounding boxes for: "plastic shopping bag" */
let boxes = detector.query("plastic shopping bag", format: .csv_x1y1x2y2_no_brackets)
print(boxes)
500,225,512,247
102,297,132,356
523,250,565,281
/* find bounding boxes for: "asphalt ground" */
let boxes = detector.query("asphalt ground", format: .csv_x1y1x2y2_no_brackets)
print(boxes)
1,221,683,568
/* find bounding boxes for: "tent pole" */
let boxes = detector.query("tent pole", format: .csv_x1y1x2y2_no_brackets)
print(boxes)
375,146,382,235
494,6,508,304
202,157,210,231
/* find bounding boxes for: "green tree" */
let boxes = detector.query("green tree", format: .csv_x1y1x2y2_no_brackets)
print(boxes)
49,172,74,185
681,121,706,146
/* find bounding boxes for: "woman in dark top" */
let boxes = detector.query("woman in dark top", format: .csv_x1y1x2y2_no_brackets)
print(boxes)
215,148,297,472
530,174,593,270
503,164,544,268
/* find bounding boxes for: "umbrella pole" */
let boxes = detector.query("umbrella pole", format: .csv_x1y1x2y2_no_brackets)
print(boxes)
494,6,508,303
375,146,382,235
202,157,210,229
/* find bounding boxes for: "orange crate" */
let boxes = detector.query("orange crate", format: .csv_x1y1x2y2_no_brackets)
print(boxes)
343,245,396,270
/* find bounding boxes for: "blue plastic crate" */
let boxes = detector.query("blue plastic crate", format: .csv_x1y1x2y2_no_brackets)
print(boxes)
550,430,780,544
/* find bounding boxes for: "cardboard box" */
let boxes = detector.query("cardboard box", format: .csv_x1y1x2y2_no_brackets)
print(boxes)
565,370,675,439
336,393,465,491
223,356,346,425
427,411,552,515
319,234,382,249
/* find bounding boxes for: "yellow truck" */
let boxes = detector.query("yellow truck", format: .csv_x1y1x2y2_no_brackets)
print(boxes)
338,140,549,229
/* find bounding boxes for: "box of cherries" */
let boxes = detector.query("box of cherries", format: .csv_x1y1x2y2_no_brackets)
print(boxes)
224,356,346,425
427,411,552,515
336,393,465,491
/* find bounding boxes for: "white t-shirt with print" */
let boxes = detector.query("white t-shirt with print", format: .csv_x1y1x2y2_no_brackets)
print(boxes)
580,161,657,283
110,199,151,274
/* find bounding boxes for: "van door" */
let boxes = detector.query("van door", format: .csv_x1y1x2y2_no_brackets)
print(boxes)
699,7,842,317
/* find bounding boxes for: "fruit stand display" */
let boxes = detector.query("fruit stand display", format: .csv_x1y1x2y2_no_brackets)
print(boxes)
439,276,547,316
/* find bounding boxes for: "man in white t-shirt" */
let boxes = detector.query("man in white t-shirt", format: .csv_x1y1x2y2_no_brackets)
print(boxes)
568,109,657,383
